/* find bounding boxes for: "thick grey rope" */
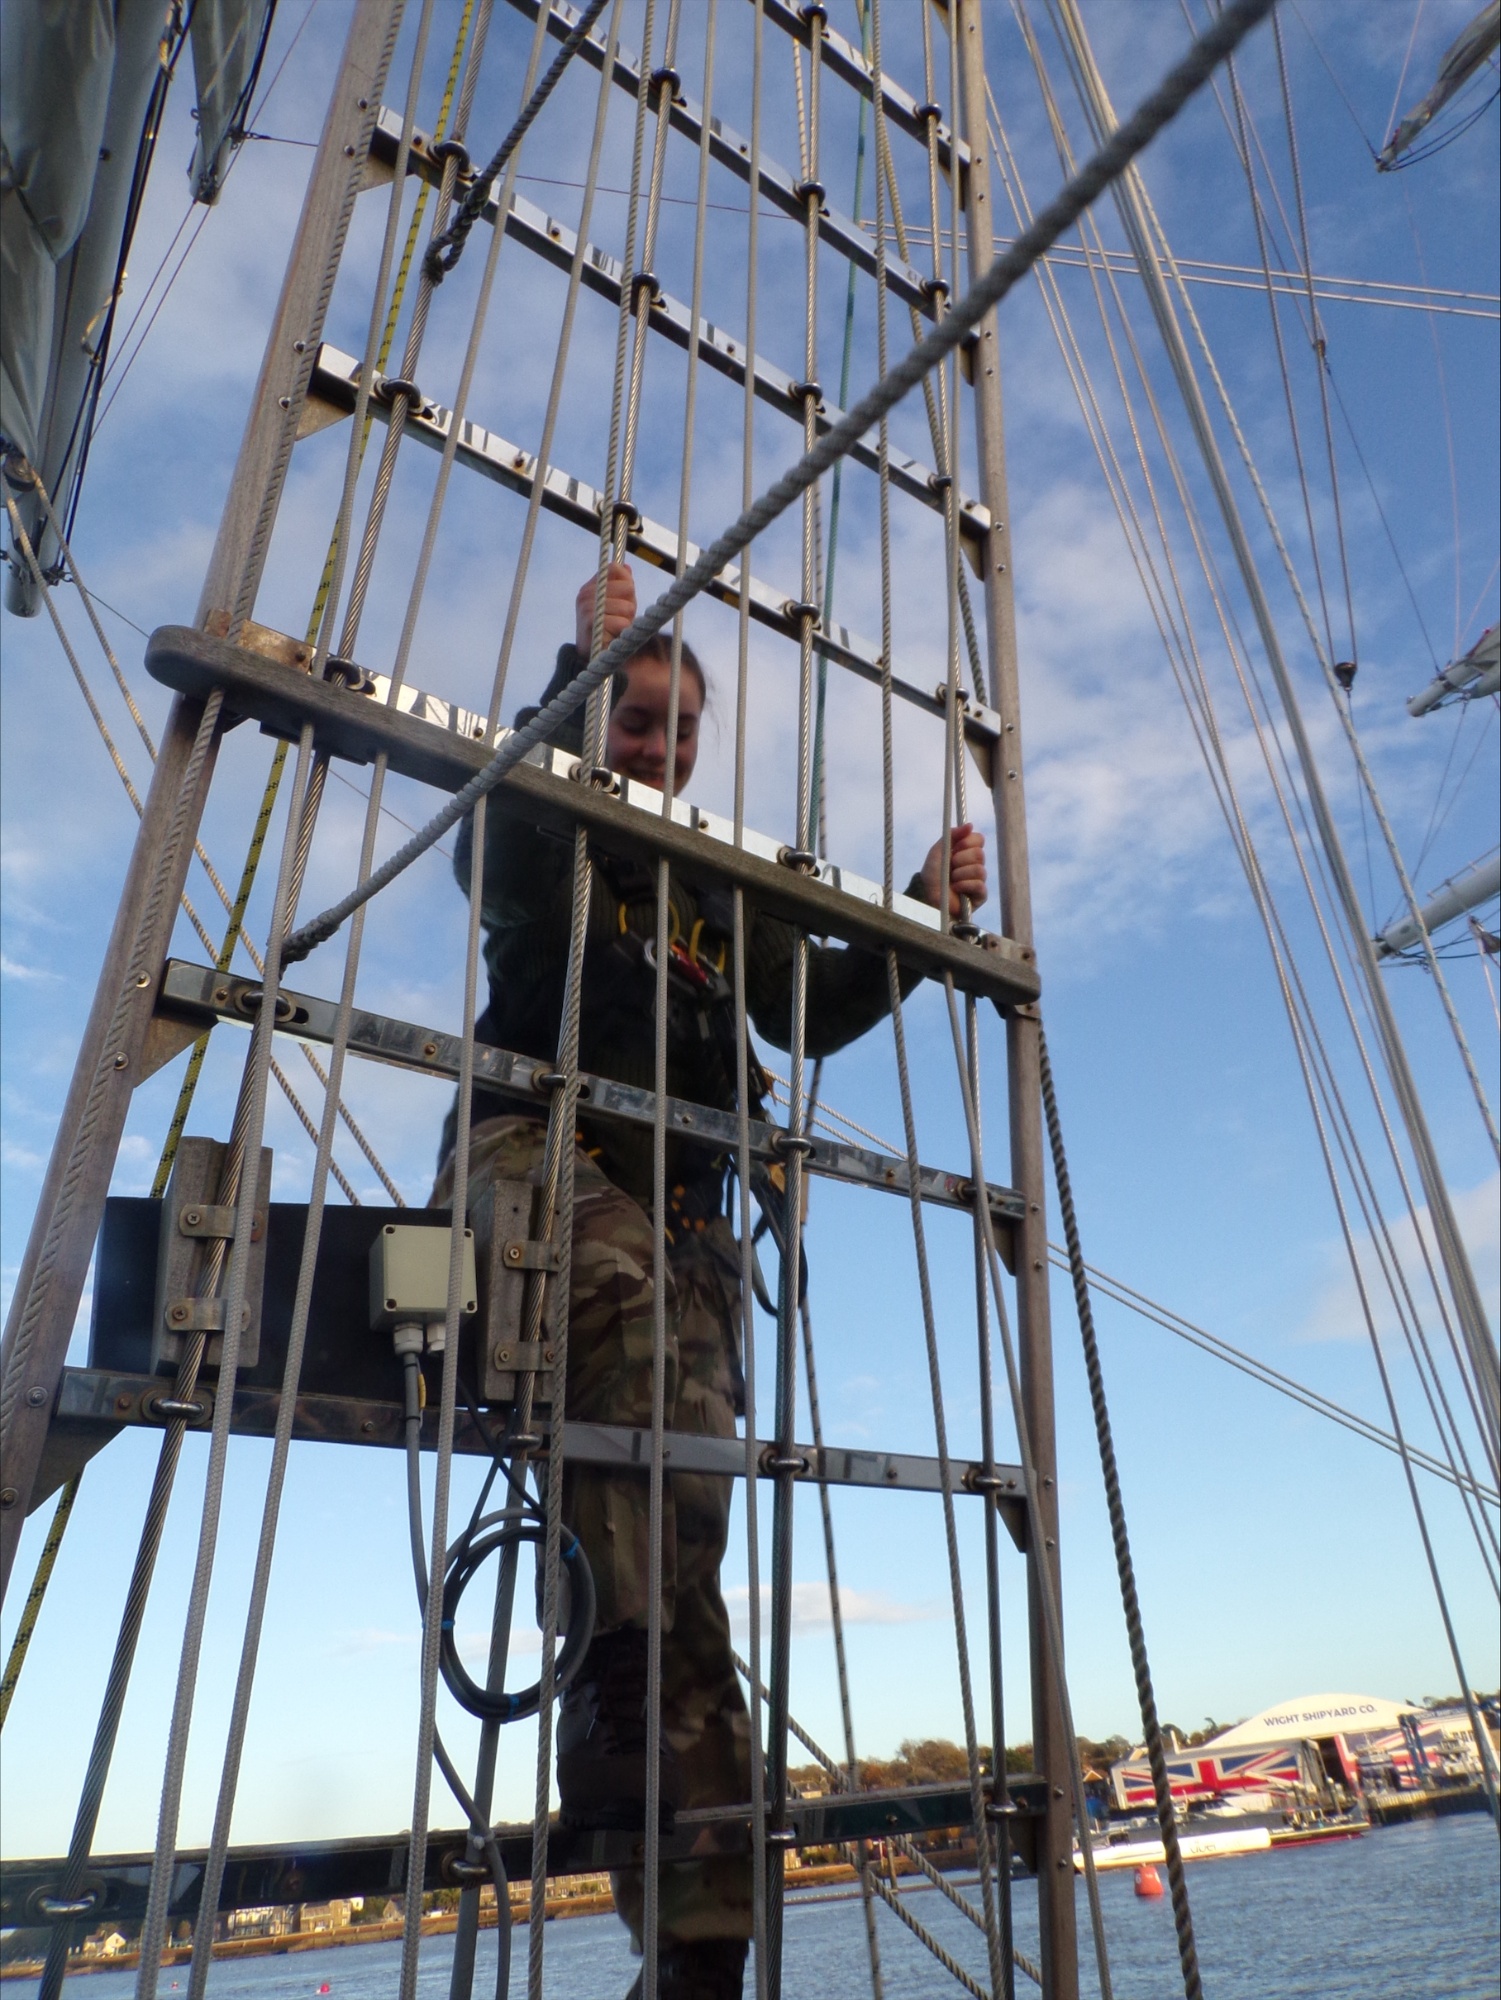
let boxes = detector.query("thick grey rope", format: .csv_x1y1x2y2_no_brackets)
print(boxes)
1037,1026,1202,1998
425,0,612,279
281,0,1280,968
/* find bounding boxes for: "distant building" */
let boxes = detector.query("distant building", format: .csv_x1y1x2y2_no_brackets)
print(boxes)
1109,1692,1492,1812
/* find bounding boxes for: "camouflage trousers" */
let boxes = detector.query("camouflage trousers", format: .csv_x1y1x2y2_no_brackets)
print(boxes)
433,1115,753,1947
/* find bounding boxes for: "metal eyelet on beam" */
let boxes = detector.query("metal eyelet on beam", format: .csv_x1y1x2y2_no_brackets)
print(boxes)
769,1130,815,1158
611,499,642,531
630,270,661,309
951,921,981,943
37,1891,100,1918
443,1855,490,1885
649,64,681,94
532,1070,569,1094
324,654,374,693
781,600,820,631
431,138,472,177
237,986,297,1022
963,1465,1016,1495
798,3,829,25
927,469,954,494
794,178,826,206
146,1395,210,1423
921,277,951,306
787,379,823,411
775,845,818,874
375,375,423,409
572,762,621,795
914,101,943,124
763,1826,800,1849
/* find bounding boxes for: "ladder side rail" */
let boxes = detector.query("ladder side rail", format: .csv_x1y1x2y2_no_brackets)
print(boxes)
954,2,1078,1993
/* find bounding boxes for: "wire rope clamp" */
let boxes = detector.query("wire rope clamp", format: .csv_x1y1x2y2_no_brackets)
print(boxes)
153,1137,273,1372
369,1222,477,1355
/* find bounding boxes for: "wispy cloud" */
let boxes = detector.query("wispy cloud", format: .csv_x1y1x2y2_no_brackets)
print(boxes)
1,953,63,982
723,1582,937,1632
1297,1172,1500,1347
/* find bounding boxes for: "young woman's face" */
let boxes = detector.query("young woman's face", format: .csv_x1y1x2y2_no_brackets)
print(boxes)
605,654,703,793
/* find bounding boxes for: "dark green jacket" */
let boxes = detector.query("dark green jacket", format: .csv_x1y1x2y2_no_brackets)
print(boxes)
450,649,918,1208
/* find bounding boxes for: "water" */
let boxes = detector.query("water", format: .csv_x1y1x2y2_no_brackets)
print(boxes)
10,1814,1497,1997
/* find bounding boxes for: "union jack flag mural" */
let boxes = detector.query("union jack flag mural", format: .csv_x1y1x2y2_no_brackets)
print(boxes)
1111,1741,1313,1811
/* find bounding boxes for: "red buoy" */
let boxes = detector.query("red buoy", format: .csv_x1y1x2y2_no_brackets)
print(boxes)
1134,1863,1165,1898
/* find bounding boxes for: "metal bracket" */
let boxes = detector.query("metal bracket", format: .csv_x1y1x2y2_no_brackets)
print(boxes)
161,1298,250,1334
500,1239,561,1272
178,1202,259,1241
152,1136,273,1372
490,1340,554,1372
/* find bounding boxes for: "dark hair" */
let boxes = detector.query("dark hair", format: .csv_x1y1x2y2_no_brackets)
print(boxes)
625,633,707,705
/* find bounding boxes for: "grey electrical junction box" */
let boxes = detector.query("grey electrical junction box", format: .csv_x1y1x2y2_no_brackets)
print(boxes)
369,1223,477,1346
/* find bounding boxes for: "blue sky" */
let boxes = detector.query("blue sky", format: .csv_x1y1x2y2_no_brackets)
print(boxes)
2,0,1497,1859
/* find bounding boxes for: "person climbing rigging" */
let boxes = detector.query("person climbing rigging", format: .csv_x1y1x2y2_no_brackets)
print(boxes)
433,560,986,1999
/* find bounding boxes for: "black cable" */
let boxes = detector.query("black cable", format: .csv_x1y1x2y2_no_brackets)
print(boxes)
400,1354,595,1724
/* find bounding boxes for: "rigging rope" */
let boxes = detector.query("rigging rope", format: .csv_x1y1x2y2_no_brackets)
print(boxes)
988,31,1500,1519
1038,1027,1203,1998
1015,29,1501,1538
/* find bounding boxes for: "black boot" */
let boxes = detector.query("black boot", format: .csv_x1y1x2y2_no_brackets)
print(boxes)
624,1938,749,1999
557,1626,683,1831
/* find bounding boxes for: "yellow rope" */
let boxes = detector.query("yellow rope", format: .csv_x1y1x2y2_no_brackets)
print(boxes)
0,1476,80,1729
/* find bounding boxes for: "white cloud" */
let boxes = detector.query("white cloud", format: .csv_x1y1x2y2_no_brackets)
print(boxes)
1297,1171,1501,1348
0,953,62,982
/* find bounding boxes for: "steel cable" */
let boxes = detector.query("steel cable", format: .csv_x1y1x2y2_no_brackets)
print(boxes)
734,13,772,1993
1048,0,1500,1402
132,724,318,1998
887,966,1011,2000
1001,9,1500,1490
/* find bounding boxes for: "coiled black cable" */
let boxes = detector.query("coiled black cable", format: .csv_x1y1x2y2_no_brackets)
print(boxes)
400,1353,596,1722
